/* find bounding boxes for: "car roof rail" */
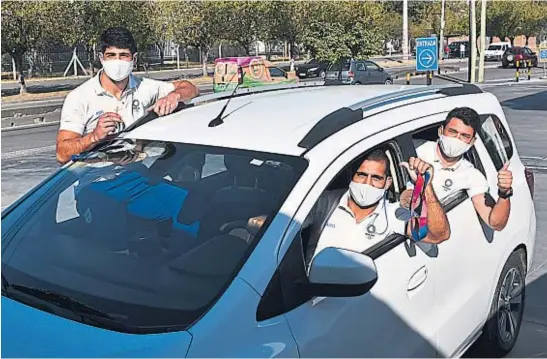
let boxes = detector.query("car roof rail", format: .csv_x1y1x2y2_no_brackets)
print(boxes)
298,83,484,152
189,81,326,106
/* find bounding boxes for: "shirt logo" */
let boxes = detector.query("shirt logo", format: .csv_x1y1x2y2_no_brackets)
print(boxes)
132,99,140,112
443,179,454,192
326,222,336,229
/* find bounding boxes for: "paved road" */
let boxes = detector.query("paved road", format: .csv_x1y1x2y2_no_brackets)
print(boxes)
1,81,546,357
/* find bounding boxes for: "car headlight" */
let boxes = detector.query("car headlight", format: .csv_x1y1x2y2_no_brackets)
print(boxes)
507,55,514,61
308,67,319,72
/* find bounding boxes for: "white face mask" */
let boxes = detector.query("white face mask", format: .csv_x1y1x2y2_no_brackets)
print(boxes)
439,135,472,158
349,181,386,207
101,59,134,82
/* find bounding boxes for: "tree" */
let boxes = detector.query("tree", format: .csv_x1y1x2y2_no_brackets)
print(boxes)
146,1,180,67
518,1,547,46
486,1,522,45
223,1,263,55
172,1,227,76
1,1,58,93
301,1,383,63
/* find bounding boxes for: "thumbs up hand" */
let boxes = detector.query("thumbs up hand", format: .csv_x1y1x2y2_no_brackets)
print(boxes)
498,162,513,194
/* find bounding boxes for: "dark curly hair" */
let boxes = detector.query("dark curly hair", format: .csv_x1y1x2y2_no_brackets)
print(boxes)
99,27,137,54
444,107,481,136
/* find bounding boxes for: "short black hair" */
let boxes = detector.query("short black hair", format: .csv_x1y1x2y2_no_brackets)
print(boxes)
99,27,137,54
354,149,392,177
444,107,481,136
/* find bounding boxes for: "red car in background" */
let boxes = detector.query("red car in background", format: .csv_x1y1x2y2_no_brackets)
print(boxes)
502,46,539,68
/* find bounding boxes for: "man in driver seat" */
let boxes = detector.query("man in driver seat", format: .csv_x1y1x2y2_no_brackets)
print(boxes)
248,150,451,262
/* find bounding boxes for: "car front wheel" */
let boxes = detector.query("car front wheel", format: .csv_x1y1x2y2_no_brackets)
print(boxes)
469,250,526,357
384,79,393,85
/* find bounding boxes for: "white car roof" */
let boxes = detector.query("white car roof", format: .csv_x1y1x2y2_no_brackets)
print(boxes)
125,83,483,156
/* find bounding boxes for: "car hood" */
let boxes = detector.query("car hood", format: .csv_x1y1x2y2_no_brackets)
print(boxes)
296,63,319,70
1,296,193,357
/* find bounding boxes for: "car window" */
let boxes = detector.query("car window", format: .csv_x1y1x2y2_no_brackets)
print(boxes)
477,115,513,171
328,61,351,72
259,141,407,319
364,61,380,71
355,63,366,71
268,67,285,77
488,45,502,51
1,139,308,333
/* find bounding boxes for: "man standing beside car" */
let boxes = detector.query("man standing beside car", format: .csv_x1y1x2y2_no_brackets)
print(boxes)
56,27,199,164
401,107,513,231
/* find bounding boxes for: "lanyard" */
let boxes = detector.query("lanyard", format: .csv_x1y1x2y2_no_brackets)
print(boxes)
409,171,431,241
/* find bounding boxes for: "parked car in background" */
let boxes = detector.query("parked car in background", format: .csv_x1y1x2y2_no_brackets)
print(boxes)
295,58,330,79
324,59,393,85
447,41,470,58
485,42,511,61
502,47,538,68
213,56,298,93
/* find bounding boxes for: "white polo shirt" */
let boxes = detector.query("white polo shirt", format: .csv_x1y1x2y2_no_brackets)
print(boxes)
312,191,406,259
415,140,489,200
59,70,175,135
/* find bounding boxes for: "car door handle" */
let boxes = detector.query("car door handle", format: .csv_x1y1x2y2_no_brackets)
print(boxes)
407,266,428,292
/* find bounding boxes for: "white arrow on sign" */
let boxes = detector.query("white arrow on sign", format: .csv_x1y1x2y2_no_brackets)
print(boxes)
423,53,433,64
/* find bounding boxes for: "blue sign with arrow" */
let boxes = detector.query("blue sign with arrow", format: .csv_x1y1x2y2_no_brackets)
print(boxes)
539,48,547,63
416,37,439,72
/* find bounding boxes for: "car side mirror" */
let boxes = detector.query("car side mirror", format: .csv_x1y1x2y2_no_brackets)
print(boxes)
378,67,384,72
301,247,378,297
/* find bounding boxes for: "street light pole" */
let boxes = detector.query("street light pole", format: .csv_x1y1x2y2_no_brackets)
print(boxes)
470,0,477,83
478,0,487,83
403,0,409,60
439,0,445,61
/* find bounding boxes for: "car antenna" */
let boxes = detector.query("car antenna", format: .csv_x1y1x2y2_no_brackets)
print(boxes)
208,69,242,128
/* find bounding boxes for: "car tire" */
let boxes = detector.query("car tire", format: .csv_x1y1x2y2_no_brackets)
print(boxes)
353,82,361,85
469,250,526,358
384,79,393,85
502,62,508,68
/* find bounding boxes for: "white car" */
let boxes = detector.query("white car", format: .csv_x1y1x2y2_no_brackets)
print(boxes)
1,83,536,358
485,42,511,61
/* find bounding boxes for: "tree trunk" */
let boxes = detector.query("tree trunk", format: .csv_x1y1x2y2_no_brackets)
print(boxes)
509,37,515,46
13,54,26,94
159,46,165,67
86,44,95,77
201,48,209,77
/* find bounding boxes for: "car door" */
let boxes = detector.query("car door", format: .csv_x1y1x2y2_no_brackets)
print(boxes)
408,115,493,357
354,61,368,84
258,130,439,357
364,61,384,84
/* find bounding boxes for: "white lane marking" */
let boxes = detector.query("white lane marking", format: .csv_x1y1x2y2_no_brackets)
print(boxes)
1,144,56,160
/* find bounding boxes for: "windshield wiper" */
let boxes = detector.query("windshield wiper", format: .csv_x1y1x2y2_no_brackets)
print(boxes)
10,285,118,322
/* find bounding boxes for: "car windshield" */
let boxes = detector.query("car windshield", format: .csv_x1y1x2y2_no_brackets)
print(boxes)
488,45,502,50
1,139,308,333
506,48,519,54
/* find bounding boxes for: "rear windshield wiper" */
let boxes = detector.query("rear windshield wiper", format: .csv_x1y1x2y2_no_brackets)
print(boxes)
10,285,119,322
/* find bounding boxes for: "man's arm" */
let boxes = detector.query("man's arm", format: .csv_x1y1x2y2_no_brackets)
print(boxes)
150,80,200,116
412,184,451,244
471,162,512,231
56,112,123,164
56,130,97,164
400,157,450,244
472,194,511,231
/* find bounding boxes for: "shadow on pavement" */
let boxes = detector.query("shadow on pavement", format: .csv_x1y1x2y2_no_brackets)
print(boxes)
501,90,547,111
